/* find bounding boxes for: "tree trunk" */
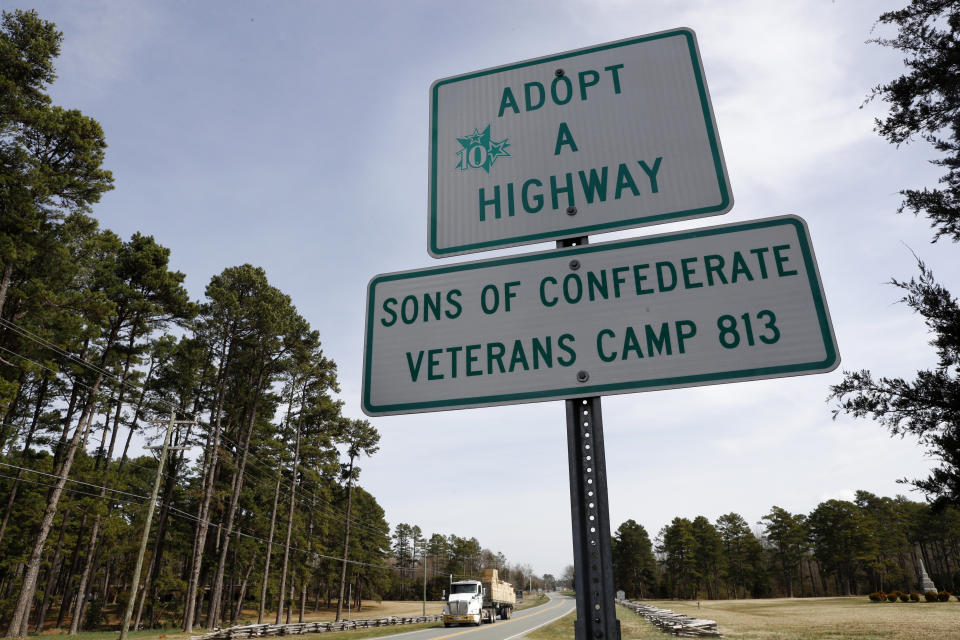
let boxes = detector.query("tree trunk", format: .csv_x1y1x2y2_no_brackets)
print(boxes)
300,496,315,623
0,263,13,320
104,333,136,465
33,509,69,633
0,376,45,548
5,359,110,638
70,373,131,636
118,352,158,471
206,372,264,629
99,556,111,606
183,335,232,632
231,557,256,626
0,369,26,453
69,513,102,634
133,425,187,631
276,417,301,624
53,339,88,468
299,581,306,624
335,459,355,622
258,476,282,624
55,512,89,630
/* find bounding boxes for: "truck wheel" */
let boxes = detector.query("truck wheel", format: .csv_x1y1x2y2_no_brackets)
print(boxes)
503,608,511,620
489,609,495,624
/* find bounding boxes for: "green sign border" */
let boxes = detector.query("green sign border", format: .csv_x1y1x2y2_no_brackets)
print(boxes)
428,28,732,257
364,215,839,415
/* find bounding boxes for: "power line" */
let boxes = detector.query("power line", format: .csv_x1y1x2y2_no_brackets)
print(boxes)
0,470,441,576
0,461,166,504
200,427,391,539
0,318,186,425
0,345,109,401
0,318,124,388
0,471,151,510
0,318,393,540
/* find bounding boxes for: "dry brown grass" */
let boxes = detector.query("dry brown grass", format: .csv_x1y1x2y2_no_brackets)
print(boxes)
230,600,445,625
526,608,663,640
516,594,550,611
633,596,960,639
530,597,960,640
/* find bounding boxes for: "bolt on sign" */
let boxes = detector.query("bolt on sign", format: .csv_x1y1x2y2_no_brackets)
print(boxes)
428,28,733,258
362,216,839,416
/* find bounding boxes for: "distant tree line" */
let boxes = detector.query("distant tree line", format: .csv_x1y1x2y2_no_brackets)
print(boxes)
382,523,546,602
612,491,960,600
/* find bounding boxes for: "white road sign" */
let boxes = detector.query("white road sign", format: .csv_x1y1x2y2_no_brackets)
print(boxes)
428,28,732,257
363,216,838,416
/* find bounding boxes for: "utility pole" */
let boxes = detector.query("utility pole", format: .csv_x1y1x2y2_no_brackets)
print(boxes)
422,555,427,616
119,411,194,640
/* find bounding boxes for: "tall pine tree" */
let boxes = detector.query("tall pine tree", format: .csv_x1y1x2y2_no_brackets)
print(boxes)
830,0,960,506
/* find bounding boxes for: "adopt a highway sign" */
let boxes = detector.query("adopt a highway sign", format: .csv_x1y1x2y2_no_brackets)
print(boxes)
362,215,838,416
428,28,732,257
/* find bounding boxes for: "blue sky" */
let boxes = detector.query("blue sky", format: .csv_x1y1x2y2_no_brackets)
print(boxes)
21,0,959,577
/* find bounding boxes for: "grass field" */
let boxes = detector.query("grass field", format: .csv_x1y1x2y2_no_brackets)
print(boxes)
516,594,550,611
529,597,960,640
527,604,662,640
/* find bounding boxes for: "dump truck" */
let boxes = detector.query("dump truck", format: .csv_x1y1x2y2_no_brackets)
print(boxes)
443,569,516,626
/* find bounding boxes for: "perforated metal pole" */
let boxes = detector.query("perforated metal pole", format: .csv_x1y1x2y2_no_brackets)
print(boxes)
566,397,620,640
556,235,619,640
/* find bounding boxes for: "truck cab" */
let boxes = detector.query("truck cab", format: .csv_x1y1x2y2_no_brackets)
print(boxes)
443,580,485,626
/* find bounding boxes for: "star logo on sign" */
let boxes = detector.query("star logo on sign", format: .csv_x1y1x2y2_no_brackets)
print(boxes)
456,124,510,173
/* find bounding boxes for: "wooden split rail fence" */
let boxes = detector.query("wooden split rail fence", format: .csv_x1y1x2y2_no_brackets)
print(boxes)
617,599,721,637
197,614,444,639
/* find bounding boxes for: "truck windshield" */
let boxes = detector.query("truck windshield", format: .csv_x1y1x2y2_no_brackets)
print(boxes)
450,584,478,594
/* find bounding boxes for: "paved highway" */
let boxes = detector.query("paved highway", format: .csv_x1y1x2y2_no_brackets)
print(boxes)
383,594,575,640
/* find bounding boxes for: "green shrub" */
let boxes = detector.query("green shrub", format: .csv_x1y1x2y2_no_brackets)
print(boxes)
937,591,951,602
83,598,105,629
869,591,886,602
924,591,938,602
910,592,921,602
899,593,910,602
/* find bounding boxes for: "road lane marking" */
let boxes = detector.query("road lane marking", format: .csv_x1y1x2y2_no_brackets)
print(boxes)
509,600,567,621
501,604,575,640
425,600,570,640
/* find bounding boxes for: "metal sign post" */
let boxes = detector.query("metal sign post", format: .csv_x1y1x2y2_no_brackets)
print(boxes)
557,235,619,640
567,396,619,640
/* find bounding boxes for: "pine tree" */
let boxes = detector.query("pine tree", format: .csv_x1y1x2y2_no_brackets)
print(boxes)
829,0,960,506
